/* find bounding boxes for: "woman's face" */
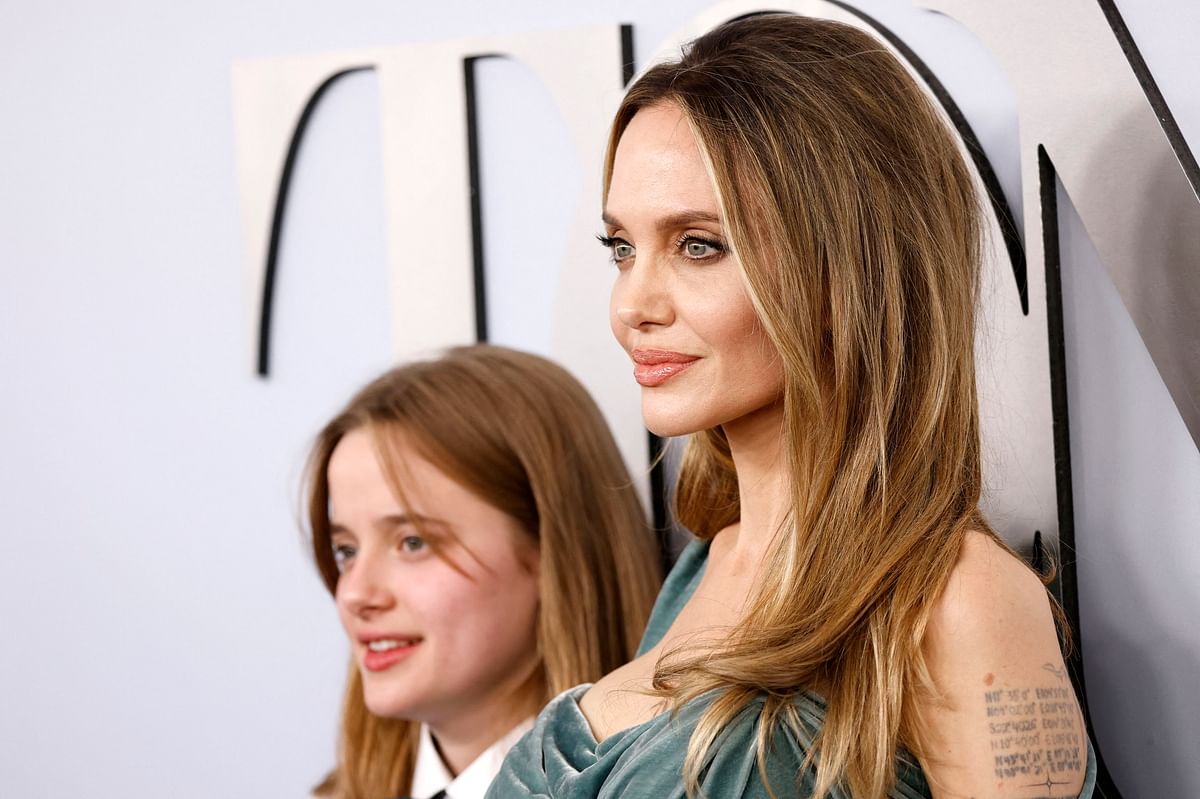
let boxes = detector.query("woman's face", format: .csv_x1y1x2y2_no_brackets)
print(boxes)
327,428,542,728
604,102,783,438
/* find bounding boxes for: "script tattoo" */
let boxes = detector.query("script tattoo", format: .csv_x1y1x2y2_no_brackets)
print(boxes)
985,664,1082,794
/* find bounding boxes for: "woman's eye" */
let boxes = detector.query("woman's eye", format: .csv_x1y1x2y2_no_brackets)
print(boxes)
596,234,635,263
681,236,724,259
332,544,356,573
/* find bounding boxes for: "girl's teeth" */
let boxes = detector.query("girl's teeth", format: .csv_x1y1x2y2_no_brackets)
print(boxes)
367,639,413,652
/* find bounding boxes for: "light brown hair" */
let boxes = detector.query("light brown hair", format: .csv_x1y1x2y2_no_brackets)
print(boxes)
306,345,660,798
606,14,1003,798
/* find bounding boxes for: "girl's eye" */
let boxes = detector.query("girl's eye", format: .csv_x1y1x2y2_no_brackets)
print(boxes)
400,535,426,554
681,235,725,260
332,544,357,573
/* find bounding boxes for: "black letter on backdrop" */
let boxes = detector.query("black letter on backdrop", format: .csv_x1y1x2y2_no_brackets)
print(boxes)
256,66,372,377
463,55,496,343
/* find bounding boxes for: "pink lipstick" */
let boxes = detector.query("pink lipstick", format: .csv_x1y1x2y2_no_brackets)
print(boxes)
631,349,699,387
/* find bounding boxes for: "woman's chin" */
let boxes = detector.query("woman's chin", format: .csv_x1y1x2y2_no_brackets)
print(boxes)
641,407,707,439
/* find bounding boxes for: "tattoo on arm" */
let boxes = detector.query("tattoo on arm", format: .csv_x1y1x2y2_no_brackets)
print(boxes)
1042,662,1067,682
985,663,1082,795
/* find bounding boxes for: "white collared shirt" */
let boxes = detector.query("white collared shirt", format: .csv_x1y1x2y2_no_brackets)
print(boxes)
409,718,534,799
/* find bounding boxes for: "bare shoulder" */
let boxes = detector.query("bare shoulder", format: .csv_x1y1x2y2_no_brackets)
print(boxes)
917,531,1088,798
926,531,1053,649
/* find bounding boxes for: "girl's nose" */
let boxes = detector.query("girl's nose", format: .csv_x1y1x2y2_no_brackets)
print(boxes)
336,552,395,618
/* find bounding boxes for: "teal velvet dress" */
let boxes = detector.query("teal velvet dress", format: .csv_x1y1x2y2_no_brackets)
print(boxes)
486,540,1097,798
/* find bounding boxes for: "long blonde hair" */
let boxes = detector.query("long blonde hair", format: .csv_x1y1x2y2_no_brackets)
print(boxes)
305,345,661,799
606,15,995,798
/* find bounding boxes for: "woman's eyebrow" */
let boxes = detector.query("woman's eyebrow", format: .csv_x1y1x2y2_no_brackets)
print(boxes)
601,209,722,231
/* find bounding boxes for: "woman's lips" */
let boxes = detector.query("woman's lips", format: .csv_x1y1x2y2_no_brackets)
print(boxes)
632,350,699,387
360,638,422,672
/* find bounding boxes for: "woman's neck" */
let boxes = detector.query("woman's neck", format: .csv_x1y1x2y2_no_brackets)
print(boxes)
427,665,543,776
721,399,789,564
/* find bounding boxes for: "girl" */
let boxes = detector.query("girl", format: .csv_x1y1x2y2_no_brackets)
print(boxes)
306,345,661,799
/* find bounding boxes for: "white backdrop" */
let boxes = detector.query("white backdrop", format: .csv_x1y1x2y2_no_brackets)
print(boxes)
1,1,1196,797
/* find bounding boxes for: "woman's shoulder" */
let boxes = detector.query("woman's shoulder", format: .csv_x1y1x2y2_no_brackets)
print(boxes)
926,530,1053,648
485,687,593,798
923,530,1064,703
918,531,1092,797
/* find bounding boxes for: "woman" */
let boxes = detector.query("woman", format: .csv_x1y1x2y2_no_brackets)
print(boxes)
489,15,1095,799
306,345,661,799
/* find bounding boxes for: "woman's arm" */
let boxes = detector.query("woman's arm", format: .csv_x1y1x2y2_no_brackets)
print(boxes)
917,532,1088,799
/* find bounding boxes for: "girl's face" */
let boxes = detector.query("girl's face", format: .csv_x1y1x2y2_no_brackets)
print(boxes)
327,428,542,729
604,102,784,438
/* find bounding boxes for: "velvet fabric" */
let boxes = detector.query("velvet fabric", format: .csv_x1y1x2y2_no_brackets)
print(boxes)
486,540,1096,798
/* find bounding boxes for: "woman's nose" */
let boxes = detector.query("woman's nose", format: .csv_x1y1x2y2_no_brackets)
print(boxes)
614,259,673,330
615,305,646,328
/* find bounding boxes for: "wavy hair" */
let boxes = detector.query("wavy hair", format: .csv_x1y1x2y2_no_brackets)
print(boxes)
305,345,661,798
605,15,998,798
